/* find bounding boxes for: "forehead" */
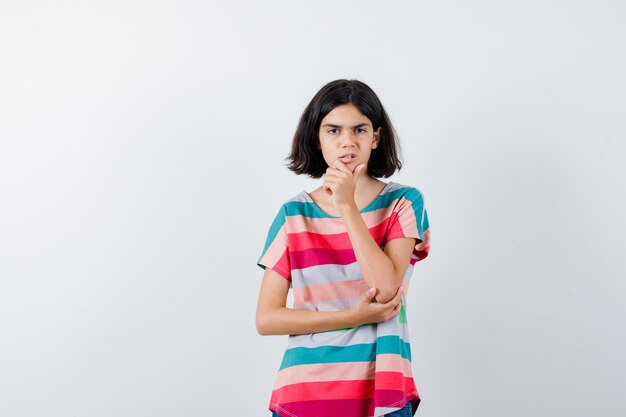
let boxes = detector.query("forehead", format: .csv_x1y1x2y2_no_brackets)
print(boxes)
321,103,372,126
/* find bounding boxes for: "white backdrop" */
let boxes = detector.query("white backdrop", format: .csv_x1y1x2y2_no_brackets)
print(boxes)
1,1,625,416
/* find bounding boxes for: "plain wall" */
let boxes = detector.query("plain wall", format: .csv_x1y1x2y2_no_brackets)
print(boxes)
1,0,625,416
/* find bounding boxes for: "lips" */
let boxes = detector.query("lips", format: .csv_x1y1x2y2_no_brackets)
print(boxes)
338,153,356,163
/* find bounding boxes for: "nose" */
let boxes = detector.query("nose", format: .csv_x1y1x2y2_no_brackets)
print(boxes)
339,130,357,147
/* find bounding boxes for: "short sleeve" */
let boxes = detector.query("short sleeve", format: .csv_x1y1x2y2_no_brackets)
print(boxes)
385,187,431,262
257,205,292,280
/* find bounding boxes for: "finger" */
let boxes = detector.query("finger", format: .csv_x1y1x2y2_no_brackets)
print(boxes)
322,175,342,184
365,287,377,301
386,295,403,311
323,174,342,183
388,301,402,315
360,288,377,304
324,173,346,184
353,163,366,179
325,170,347,180
380,306,400,323
391,290,403,305
326,166,346,174
390,304,402,319
333,160,352,173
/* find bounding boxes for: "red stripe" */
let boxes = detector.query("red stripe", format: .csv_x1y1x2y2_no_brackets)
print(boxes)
289,221,393,269
386,210,431,262
289,230,353,251
270,379,374,404
273,248,291,280
385,211,404,241
289,220,391,252
374,372,416,391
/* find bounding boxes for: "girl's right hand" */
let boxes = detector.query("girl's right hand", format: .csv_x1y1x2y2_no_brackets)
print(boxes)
348,287,404,326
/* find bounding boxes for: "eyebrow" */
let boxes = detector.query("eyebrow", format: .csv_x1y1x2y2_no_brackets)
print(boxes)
322,123,371,129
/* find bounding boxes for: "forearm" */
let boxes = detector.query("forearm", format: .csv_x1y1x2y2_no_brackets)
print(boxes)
340,205,400,302
256,306,357,336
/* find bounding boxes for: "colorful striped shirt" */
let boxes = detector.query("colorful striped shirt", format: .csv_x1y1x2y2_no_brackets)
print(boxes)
257,181,431,417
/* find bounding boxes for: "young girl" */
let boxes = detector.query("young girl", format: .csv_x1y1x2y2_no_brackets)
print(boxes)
256,79,431,417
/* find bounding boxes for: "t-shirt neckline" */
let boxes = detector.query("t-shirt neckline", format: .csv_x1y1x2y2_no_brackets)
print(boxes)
302,181,393,218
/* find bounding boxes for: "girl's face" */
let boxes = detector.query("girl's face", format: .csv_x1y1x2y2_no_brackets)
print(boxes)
317,103,381,173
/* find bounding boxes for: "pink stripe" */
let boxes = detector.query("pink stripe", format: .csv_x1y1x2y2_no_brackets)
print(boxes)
385,197,424,248
294,279,369,305
274,362,375,389
259,224,288,267
385,204,430,262
375,354,413,376
398,198,419,239
414,228,431,261
294,279,409,307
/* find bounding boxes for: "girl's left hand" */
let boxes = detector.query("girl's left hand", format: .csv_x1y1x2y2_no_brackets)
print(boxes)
323,161,366,212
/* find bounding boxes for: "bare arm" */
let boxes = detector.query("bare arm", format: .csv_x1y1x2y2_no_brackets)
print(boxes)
255,267,403,336
323,161,417,303
340,207,417,303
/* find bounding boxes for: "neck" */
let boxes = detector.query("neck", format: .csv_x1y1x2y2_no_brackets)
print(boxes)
354,174,382,195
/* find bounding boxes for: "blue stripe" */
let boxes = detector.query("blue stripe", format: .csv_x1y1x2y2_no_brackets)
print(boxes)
398,187,428,241
257,206,287,263
282,183,423,219
279,335,411,369
259,182,428,261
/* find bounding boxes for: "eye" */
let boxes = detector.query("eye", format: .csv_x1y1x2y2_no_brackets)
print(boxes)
327,128,339,134
356,127,367,134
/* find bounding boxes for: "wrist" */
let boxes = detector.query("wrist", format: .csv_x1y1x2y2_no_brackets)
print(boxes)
342,307,359,328
338,202,359,216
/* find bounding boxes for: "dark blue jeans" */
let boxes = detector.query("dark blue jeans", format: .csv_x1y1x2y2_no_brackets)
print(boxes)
271,401,413,417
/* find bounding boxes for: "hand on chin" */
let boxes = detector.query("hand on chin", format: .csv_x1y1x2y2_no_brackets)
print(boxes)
322,161,366,210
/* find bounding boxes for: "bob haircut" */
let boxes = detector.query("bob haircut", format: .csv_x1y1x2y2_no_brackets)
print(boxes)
286,79,402,178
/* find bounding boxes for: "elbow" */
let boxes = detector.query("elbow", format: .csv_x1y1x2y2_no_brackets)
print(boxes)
256,315,268,335
256,305,287,335
375,284,402,304
375,291,397,304
255,312,273,336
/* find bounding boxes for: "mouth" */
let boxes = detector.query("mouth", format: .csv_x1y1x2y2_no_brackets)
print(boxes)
338,153,357,163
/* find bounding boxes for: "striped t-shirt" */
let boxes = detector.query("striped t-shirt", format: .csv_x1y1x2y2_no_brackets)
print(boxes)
257,181,431,417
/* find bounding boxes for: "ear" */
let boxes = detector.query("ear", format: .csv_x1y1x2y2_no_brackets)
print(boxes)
372,127,382,149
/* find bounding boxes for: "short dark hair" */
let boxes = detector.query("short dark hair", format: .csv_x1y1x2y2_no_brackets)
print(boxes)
286,79,403,178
